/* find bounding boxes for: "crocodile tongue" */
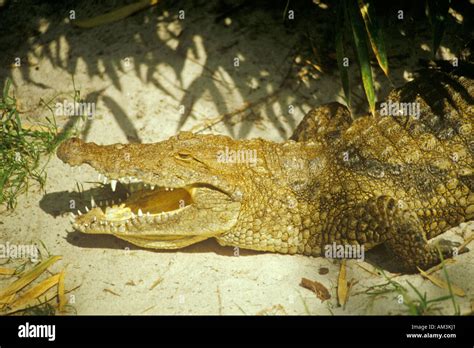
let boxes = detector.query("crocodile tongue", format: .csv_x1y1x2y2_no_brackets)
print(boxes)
72,180,194,227
124,187,192,215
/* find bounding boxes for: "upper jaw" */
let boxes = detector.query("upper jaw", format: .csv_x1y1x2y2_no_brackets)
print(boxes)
57,137,240,197
95,171,180,193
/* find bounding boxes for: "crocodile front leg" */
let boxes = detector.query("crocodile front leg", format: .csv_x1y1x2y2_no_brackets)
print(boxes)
332,195,459,272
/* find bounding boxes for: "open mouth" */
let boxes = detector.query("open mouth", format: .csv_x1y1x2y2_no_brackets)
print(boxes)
67,166,242,250
58,137,243,249
72,173,196,236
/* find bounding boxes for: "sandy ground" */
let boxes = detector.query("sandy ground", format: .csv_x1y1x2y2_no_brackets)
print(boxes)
0,1,473,315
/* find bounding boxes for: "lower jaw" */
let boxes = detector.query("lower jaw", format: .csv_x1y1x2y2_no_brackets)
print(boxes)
105,232,212,250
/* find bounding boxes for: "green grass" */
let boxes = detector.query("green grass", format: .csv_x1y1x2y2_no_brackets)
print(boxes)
334,0,450,114
365,266,460,315
0,78,68,209
437,246,461,315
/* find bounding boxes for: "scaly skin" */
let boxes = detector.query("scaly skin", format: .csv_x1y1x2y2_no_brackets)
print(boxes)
57,70,474,272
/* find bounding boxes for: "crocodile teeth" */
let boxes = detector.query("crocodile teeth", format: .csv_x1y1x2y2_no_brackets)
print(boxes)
90,196,96,207
151,185,155,190
77,210,82,215
98,174,102,181
138,209,143,217
85,206,89,212
103,176,108,185
110,180,117,192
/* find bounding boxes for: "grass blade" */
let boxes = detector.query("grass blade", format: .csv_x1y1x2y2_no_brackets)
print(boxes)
336,0,351,109
347,0,376,116
74,0,160,29
426,0,451,57
8,274,61,312
58,270,66,312
0,267,16,276
283,0,290,21
358,0,389,76
406,280,426,303
337,260,348,307
417,267,465,297
0,256,62,300
1,78,66,209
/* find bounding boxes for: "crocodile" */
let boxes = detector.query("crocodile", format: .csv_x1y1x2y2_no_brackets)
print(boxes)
57,70,474,272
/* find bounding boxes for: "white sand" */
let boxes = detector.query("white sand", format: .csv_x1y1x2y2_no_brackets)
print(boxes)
0,1,472,315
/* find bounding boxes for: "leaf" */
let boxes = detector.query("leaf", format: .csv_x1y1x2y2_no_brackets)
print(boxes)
358,0,389,76
74,0,160,29
58,270,66,312
457,234,474,254
0,293,16,310
149,276,163,290
300,278,331,302
335,0,351,109
425,258,456,275
103,288,121,297
0,256,62,301
426,0,451,57
256,304,288,315
0,267,16,276
356,263,380,276
8,274,61,312
417,267,465,297
4,293,56,315
337,260,348,306
347,0,376,116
